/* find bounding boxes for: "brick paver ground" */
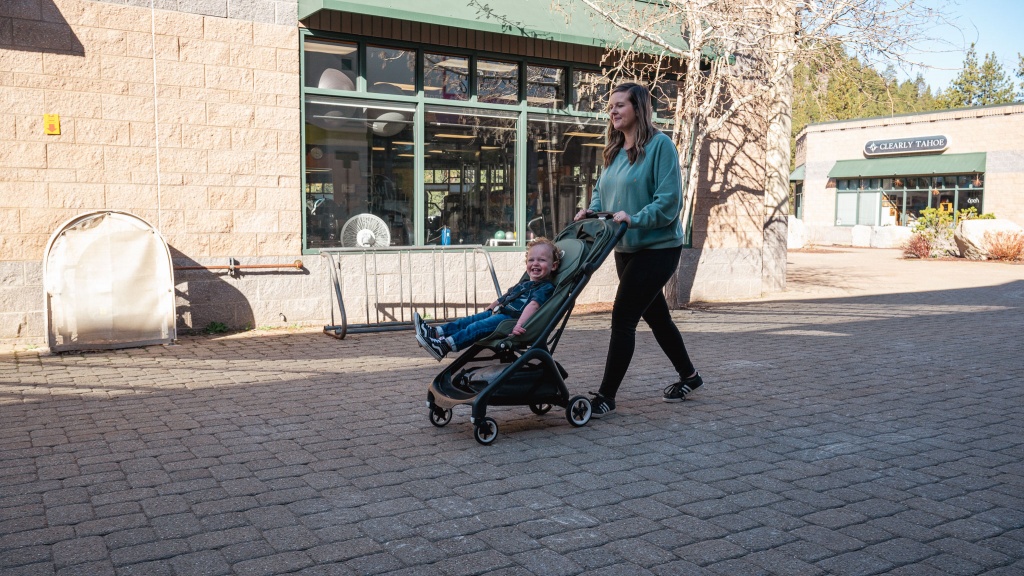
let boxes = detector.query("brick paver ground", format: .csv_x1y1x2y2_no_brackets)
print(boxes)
2,248,1022,575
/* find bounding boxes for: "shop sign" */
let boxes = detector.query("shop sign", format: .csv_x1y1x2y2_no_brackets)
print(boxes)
864,135,948,157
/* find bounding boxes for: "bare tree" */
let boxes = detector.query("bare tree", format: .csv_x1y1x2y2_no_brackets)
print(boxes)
550,0,957,247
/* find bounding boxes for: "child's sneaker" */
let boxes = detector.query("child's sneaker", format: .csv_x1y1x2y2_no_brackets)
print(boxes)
662,372,703,402
589,393,615,418
413,312,428,344
423,336,452,361
414,312,437,341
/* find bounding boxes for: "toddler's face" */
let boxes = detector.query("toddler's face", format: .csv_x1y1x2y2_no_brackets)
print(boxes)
526,245,558,281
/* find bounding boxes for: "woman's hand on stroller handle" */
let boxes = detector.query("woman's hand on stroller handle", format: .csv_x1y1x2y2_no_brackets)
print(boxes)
575,210,622,221
575,210,629,229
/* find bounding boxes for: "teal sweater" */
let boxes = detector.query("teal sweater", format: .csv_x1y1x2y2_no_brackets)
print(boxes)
588,131,684,252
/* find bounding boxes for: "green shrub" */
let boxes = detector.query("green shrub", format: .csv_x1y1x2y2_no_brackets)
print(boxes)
912,208,955,257
204,321,229,334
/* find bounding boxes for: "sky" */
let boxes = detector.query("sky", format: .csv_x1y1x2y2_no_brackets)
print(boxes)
901,0,1024,92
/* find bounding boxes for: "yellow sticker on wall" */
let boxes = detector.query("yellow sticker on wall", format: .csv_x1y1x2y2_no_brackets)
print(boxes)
44,114,61,135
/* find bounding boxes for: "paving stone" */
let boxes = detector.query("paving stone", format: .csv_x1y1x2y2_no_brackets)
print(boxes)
1,249,1022,574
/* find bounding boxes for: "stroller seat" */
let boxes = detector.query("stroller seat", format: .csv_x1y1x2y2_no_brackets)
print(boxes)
473,236,587,350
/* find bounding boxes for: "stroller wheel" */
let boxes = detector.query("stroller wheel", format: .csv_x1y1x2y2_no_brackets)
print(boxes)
529,403,553,416
566,396,592,427
429,407,453,427
473,417,499,445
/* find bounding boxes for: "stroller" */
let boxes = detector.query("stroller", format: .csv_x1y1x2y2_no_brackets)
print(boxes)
426,214,627,444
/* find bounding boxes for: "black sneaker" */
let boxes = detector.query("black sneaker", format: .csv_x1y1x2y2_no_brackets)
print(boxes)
413,312,430,343
414,313,429,349
589,393,616,418
423,336,452,361
663,372,703,402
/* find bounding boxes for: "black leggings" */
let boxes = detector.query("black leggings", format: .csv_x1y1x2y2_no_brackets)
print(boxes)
598,245,696,399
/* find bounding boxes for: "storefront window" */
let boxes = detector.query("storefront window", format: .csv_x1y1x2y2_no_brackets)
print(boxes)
301,36,682,250
933,188,955,213
424,53,469,100
958,189,984,213
858,191,879,225
304,96,415,248
366,46,416,96
305,39,358,91
837,171,987,227
905,189,929,223
526,115,604,238
653,78,680,115
477,59,519,104
836,192,857,226
527,65,566,109
423,106,517,245
572,70,609,112
881,191,902,225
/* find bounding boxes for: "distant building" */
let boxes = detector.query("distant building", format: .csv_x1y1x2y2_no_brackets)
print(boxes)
791,103,1024,245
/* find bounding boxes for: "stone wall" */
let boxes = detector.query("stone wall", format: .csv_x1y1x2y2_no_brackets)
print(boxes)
678,95,785,303
1,0,301,344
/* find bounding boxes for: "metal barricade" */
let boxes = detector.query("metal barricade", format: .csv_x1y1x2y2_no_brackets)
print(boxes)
320,246,502,339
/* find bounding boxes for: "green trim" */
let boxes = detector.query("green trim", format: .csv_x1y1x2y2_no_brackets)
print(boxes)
789,164,804,182
827,153,986,179
299,0,690,54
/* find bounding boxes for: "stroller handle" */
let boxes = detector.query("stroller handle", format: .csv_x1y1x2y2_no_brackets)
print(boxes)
581,211,629,238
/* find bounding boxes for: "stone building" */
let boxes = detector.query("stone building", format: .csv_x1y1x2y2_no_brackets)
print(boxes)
791,103,1024,246
1,0,786,348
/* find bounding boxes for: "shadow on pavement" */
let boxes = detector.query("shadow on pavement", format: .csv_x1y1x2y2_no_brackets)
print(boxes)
1,279,1022,574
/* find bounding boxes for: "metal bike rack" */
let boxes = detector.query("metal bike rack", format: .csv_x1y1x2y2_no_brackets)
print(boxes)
320,245,502,339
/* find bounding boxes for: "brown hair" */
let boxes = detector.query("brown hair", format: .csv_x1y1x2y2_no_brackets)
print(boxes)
526,237,560,267
603,82,658,167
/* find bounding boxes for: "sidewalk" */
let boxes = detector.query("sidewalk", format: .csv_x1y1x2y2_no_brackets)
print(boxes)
1,249,1022,575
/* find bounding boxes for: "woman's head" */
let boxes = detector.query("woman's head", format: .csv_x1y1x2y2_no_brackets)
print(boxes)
525,237,560,281
603,82,658,167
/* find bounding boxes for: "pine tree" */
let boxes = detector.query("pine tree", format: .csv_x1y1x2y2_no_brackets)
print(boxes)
1017,53,1024,100
791,53,944,161
940,43,1015,107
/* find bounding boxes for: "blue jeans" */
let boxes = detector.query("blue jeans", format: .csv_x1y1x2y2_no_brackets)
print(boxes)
439,310,513,351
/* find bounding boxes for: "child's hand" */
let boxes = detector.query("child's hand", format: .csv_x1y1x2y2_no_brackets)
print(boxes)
511,325,525,336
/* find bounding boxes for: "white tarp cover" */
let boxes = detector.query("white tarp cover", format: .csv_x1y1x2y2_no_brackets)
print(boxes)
44,211,176,352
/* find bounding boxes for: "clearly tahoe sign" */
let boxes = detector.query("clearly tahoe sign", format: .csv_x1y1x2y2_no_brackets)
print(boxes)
864,135,948,157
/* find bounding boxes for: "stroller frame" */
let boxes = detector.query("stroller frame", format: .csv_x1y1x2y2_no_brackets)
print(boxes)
426,215,627,444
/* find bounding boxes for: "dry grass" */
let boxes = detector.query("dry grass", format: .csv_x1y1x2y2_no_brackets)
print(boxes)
985,231,1024,261
902,233,931,259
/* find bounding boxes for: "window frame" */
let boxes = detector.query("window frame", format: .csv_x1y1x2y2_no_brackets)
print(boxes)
300,30,680,253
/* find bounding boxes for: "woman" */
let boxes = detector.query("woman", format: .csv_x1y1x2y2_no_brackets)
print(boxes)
574,82,701,417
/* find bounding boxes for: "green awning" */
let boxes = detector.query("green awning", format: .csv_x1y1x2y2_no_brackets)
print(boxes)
789,164,805,182
298,0,690,52
827,153,986,179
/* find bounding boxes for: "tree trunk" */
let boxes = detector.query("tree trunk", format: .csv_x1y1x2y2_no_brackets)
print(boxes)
763,0,797,294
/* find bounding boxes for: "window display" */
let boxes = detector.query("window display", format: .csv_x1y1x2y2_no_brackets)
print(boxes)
304,97,416,247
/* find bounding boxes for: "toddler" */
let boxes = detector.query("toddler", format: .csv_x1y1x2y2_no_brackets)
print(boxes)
415,237,561,360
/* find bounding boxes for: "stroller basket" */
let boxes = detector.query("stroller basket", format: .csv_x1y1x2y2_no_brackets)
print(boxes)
425,215,627,444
